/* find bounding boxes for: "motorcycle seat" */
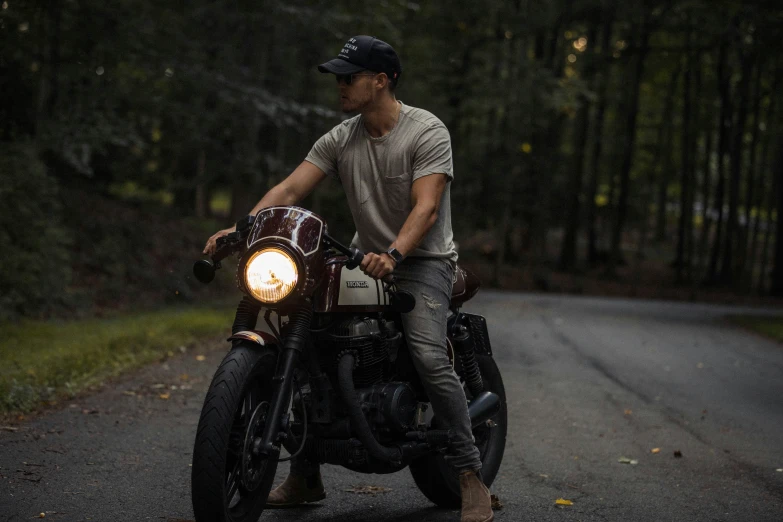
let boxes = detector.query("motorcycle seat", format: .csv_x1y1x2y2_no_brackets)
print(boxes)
450,265,481,307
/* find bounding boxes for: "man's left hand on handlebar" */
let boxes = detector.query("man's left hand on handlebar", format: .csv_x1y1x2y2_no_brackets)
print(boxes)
360,252,396,280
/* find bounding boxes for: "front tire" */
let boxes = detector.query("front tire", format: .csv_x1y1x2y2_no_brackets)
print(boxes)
191,344,280,522
409,354,507,508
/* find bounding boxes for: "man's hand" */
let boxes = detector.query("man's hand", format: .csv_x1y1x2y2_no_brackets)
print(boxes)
360,252,396,280
203,226,235,256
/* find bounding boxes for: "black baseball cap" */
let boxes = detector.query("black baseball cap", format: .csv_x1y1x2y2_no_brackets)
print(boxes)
318,35,402,83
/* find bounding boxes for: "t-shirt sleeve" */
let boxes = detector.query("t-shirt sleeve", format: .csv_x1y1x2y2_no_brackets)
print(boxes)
305,125,341,178
412,123,454,181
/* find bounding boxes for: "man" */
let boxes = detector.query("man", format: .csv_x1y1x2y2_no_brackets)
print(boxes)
203,35,493,522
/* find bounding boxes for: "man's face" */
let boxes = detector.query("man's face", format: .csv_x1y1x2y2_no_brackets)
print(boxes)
336,72,379,113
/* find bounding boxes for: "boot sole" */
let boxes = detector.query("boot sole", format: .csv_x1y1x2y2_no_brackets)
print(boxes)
462,512,494,522
265,492,326,509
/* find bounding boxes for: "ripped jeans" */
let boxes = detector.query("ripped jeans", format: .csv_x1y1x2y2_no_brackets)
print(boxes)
292,257,482,476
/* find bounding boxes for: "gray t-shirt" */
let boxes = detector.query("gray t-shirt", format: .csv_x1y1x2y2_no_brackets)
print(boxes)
305,102,457,264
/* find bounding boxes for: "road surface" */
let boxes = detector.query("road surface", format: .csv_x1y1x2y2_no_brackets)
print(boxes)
1,292,782,521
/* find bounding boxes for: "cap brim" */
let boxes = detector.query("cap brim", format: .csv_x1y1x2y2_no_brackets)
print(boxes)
318,58,366,75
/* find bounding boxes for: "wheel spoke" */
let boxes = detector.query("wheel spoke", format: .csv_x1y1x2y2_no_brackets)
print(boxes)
226,460,241,505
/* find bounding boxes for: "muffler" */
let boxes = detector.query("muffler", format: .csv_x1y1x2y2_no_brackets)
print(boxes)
467,391,500,428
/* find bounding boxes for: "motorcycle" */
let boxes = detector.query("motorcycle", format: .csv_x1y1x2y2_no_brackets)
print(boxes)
190,206,507,522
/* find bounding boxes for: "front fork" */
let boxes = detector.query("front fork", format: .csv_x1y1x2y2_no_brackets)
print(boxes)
252,306,312,458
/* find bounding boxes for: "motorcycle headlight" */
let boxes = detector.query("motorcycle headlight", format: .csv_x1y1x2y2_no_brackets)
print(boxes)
244,248,299,303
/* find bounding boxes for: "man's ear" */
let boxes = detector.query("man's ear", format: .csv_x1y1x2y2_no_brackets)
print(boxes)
376,73,389,91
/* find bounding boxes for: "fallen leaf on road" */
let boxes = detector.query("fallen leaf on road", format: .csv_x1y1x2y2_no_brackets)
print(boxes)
491,494,503,509
624,409,632,415
344,485,391,494
554,498,573,506
196,355,206,361
38,513,45,519
179,374,190,381
697,362,704,369
122,391,136,396
159,393,170,400
0,426,19,432
618,457,638,465
674,450,683,458
81,409,99,415
651,448,661,454
539,474,549,479
151,383,166,389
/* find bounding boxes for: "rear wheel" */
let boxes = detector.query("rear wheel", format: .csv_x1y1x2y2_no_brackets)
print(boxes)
409,354,507,508
191,344,280,522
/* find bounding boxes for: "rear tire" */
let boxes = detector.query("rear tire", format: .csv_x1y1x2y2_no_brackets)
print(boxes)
191,344,280,522
409,354,507,508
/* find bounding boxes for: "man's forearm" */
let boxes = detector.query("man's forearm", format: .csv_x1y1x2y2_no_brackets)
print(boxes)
390,203,438,257
248,184,298,217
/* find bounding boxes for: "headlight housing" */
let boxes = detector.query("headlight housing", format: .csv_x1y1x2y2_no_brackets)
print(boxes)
244,247,299,303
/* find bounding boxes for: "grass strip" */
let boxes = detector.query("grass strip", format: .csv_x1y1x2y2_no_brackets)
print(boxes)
0,306,234,414
728,315,783,344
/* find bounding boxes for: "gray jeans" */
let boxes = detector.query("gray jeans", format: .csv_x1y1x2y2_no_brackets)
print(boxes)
292,257,482,475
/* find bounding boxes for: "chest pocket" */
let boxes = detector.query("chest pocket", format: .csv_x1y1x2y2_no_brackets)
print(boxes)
383,171,412,212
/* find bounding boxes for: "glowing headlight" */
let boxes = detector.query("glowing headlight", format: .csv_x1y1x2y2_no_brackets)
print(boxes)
244,248,299,303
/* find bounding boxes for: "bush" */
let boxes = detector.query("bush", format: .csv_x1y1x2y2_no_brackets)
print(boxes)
0,143,72,320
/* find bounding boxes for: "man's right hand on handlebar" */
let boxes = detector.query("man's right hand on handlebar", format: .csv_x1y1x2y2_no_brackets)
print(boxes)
203,226,236,256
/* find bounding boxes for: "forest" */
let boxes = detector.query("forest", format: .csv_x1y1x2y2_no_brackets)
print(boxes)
1,0,782,320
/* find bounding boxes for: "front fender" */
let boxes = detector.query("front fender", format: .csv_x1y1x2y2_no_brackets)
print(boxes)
227,330,279,347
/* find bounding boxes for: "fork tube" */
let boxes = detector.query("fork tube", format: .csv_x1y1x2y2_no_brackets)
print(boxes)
256,306,312,457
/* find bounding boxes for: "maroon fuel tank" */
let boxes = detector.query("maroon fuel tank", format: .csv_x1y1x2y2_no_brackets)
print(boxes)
314,259,391,313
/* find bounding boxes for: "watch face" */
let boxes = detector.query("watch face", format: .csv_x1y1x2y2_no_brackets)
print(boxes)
388,248,404,264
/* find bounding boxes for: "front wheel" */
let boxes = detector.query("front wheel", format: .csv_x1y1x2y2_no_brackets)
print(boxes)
409,354,507,508
191,344,280,522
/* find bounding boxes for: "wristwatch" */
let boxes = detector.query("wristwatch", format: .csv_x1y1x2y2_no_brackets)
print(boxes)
386,247,405,266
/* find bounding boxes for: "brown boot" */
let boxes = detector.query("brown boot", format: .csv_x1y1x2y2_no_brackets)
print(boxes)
266,472,326,508
459,471,494,522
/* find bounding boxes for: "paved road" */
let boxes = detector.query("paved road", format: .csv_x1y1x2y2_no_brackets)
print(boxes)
1,292,782,521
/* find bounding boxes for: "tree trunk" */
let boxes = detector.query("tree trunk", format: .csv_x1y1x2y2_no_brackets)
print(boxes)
719,53,752,285
195,150,207,218
707,42,732,284
769,140,783,297
696,119,715,276
675,29,693,284
747,79,780,291
607,20,650,275
585,7,615,265
653,64,682,245
559,23,599,270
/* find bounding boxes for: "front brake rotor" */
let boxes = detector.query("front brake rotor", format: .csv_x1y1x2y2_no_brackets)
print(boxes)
241,401,270,492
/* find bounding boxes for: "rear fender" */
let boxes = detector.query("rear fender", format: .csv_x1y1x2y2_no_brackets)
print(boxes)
227,330,279,348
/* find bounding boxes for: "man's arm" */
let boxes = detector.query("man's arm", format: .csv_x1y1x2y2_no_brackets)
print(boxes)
248,160,327,215
360,173,448,278
203,161,327,255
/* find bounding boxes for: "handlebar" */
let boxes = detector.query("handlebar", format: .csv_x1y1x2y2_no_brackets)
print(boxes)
194,219,395,285
322,234,395,285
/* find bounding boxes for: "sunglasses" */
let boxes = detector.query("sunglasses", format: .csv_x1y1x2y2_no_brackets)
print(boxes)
335,73,377,85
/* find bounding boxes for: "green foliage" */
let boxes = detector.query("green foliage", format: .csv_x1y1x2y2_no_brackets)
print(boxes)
1,0,781,312
0,306,234,414
728,315,783,344
0,143,72,319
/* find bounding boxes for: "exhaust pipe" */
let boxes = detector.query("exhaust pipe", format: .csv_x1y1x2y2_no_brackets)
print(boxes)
467,391,500,428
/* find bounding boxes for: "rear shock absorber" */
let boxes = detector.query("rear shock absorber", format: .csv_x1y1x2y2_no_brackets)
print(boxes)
450,322,484,397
